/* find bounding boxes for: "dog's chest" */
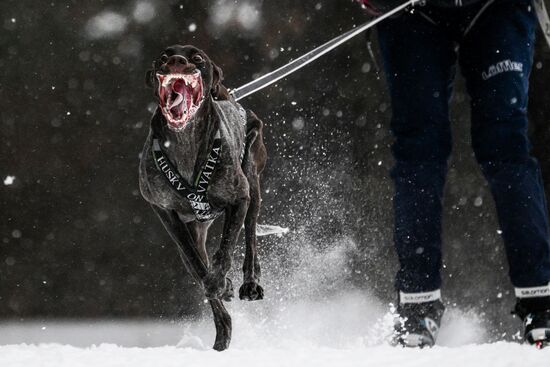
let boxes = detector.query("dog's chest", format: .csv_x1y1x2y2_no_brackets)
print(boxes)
139,101,248,219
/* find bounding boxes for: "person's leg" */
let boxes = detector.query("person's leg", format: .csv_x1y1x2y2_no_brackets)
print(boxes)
378,10,456,296
459,0,550,293
460,0,550,344
378,8,456,347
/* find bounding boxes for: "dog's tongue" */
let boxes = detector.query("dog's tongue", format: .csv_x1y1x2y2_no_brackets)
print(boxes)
172,79,193,115
172,79,185,93
169,79,186,110
170,93,184,110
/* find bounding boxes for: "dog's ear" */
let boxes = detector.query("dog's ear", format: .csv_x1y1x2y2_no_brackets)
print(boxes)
211,63,223,95
211,63,230,100
145,62,156,88
145,69,155,88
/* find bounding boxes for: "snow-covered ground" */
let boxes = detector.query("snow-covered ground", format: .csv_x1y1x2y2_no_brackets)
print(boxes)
1,291,548,367
1,240,546,366
2,342,548,367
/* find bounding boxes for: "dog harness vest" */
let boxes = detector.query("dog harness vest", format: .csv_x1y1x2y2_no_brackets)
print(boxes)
152,130,223,222
152,103,248,222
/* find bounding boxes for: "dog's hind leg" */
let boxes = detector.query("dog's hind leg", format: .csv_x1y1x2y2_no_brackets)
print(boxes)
239,172,264,301
239,111,266,301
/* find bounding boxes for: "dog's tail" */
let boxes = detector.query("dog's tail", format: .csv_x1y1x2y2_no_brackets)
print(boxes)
255,224,289,237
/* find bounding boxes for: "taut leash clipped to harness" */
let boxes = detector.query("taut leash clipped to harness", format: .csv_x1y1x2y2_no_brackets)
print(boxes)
152,131,223,222
229,0,419,101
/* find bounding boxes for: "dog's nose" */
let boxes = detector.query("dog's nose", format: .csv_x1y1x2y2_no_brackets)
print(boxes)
167,55,188,66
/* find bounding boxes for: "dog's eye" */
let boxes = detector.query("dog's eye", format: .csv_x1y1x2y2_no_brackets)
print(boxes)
160,54,168,63
192,54,204,64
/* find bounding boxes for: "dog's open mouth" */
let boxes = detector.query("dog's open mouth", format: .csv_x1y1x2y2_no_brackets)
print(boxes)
157,72,204,130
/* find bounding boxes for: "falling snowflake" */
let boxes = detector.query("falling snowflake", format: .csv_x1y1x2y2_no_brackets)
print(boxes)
3,176,15,185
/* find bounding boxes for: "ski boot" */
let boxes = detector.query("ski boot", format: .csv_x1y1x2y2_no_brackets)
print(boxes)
514,296,550,349
392,299,445,348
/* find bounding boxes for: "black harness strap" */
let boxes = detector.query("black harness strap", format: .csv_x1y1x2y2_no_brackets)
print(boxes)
152,131,223,222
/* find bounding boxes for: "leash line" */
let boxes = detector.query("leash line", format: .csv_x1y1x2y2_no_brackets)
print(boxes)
230,0,419,101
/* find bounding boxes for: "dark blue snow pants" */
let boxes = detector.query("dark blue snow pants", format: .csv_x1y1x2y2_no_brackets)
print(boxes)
377,0,550,293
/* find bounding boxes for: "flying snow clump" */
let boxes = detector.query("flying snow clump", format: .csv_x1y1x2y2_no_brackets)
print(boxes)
85,11,129,39
292,117,305,131
133,1,156,24
3,176,15,186
236,2,260,30
209,0,261,33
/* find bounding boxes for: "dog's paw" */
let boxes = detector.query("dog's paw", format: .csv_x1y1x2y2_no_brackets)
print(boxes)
213,338,231,351
239,281,264,301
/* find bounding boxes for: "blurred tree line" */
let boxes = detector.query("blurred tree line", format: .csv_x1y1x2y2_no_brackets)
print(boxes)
0,0,549,338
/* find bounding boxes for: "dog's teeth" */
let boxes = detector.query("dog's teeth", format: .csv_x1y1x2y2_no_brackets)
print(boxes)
161,73,200,90
162,75,172,87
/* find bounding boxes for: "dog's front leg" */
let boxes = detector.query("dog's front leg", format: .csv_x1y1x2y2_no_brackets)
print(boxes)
152,206,233,351
151,206,208,282
204,198,249,300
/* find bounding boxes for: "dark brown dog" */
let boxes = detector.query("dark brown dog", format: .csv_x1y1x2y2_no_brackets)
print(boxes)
139,45,266,351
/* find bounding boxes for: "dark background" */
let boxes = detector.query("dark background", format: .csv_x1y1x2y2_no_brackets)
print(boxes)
1,0,549,339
